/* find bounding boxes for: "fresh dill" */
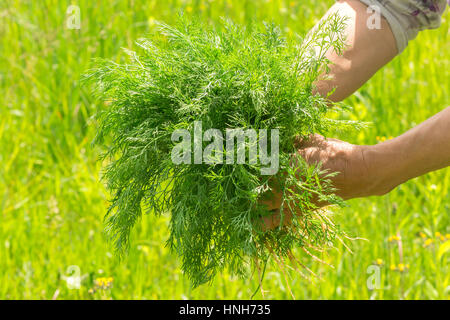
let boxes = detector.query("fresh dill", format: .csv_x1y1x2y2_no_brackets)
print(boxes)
84,13,359,288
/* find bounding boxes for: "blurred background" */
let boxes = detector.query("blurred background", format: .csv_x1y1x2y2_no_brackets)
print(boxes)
0,0,448,299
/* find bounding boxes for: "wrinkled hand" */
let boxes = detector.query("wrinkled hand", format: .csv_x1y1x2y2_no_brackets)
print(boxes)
259,134,371,230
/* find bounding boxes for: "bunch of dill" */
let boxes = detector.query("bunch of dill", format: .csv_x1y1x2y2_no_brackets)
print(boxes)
85,14,359,288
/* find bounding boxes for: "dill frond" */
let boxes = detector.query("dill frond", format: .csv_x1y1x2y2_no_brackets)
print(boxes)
84,14,357,288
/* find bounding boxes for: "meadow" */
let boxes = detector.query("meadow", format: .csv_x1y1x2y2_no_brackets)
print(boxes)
0,0,448,299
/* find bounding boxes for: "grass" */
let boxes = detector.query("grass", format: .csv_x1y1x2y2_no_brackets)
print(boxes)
0,0,448,299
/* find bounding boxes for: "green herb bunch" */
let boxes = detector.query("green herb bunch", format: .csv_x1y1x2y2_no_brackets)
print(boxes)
85,13,359,289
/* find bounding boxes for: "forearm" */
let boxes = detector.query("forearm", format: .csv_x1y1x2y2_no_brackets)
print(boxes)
313,0,398,102
364,107,450,196
313,1,450,196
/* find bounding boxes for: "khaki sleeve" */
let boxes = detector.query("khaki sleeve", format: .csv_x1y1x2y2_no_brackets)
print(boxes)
358,0,447,52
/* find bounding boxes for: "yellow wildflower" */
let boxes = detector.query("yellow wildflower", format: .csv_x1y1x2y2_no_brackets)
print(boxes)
94,277,114,289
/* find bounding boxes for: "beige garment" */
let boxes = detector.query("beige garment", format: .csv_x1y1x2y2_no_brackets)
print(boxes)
357,0,447,52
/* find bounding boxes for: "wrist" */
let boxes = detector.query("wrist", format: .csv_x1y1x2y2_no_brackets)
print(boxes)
329,143,384,200
361,141,408,197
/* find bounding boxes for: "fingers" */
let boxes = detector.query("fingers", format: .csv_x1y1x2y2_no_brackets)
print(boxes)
294,133,325,149
259,198,279,211
258,133,341,230
293,134,332,167
259,207,294,231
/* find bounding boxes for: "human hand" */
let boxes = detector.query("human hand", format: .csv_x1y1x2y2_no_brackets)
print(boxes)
259,134,372,230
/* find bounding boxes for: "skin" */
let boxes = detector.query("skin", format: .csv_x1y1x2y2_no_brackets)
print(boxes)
261,0,450,229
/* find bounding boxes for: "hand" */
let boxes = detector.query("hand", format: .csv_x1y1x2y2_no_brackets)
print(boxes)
259,134,372,230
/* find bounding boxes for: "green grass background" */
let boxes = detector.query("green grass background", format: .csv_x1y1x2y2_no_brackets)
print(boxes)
0,0,448,299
